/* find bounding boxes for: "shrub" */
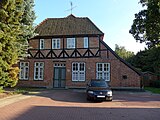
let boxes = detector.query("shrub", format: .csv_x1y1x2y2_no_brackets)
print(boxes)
151,80,160,88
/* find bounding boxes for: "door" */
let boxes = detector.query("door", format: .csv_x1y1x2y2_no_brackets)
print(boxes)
54,67,66,88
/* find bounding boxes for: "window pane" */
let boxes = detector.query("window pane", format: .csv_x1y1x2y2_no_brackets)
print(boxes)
19,62,29,80
72,72,78,81
34,62,44,80
79,63,85,71
104,63,107,71
57,39,60,48
35,62,39,66
79,72,85,81
25,62,29,66
25,68,29,79
96,63,110,81
21,62,24,66
67,38,75,48
40,62,44,67
40,39,44,49
84,37,88,48
98,64,102,71
52,39,60,49
72,63,78,71
72,62,85,81
97,72,103,79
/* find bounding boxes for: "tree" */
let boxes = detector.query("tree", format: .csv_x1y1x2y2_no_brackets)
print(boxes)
129,0,160,47
115,44,135,60
0,0,35,88
128,47,160,75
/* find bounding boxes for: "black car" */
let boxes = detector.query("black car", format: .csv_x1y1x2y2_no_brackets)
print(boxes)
86,79,112,101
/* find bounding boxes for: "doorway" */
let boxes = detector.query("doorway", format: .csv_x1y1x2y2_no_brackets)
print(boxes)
53,63,66,88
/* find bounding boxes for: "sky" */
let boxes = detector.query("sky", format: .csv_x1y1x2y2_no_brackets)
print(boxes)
34,0,146,53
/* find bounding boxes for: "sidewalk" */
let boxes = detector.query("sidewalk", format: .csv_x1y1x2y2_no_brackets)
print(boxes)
0,94,32,108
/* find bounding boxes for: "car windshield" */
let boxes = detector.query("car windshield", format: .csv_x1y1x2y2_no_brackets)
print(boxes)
90,81,108,87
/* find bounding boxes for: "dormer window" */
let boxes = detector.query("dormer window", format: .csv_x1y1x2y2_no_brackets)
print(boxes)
52,38,60,49
67,38,75,48
84,37,89,48
40,39,44,49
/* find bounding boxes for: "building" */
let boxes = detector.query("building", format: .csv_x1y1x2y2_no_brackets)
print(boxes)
18,14,142,89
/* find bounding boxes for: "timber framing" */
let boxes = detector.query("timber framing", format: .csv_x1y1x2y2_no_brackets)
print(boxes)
28,47,101,59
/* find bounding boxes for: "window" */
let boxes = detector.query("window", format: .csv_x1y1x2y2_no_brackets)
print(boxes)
40,39,44,49
122,75,128,79
54,63,66,67
84,37,88,48
19,62,29,80
96,63,110,81
72,62,85,81
67,38,75,48
52,38,60,49
34,62,44,80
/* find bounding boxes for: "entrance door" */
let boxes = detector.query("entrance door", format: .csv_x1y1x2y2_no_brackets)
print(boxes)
54,67,66,88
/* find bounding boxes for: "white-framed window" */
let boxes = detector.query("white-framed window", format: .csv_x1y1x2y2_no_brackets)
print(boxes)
40,39,44,49
67,38,75,48
34,62,44,80
84,37,89,48
52,38,60,49
19,62,29,80
96,63,110,81
72,62,85,81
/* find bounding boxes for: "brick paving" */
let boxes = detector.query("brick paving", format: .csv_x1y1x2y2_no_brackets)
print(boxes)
0,90,160,120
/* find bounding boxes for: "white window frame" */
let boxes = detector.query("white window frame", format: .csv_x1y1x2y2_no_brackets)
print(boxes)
84,37,89,48
72,62,85,81
52,38,60,49
40,39,44,49
67,38,75,48
19,62,29,80
34,62,44,80
96,63,110,81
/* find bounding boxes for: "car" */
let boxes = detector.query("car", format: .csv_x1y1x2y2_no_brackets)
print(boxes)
86,79,112,101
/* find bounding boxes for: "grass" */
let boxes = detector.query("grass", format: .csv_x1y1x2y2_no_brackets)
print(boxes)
145,87,160,94
0,87,46,99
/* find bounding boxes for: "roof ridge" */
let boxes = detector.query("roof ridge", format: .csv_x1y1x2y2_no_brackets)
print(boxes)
65,14,88,19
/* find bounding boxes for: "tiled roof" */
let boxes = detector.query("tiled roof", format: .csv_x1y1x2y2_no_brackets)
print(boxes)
35,14,104,36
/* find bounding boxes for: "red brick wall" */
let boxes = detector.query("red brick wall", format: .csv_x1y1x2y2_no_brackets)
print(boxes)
17,36,141,88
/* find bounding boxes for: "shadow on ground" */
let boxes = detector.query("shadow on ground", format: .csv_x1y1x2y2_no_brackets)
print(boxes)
11,106,160,120
27,89,160,103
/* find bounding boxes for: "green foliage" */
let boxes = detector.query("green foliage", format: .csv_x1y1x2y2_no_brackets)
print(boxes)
0,0,36,88
151,80,160,88
145,87,160,93
115,44,135,60
128,46,160,75
129,0,160,47
0,86,4,93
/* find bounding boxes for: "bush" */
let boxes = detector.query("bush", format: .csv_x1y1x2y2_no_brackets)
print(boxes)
0,86,4,93
151,80,160,88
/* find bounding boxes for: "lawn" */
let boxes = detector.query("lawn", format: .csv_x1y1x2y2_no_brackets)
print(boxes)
145,87,160,94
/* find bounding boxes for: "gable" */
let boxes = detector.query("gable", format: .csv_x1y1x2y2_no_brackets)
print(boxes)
100,40,142,76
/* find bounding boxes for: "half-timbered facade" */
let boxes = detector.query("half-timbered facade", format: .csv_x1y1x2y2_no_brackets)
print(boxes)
18,14,142,89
